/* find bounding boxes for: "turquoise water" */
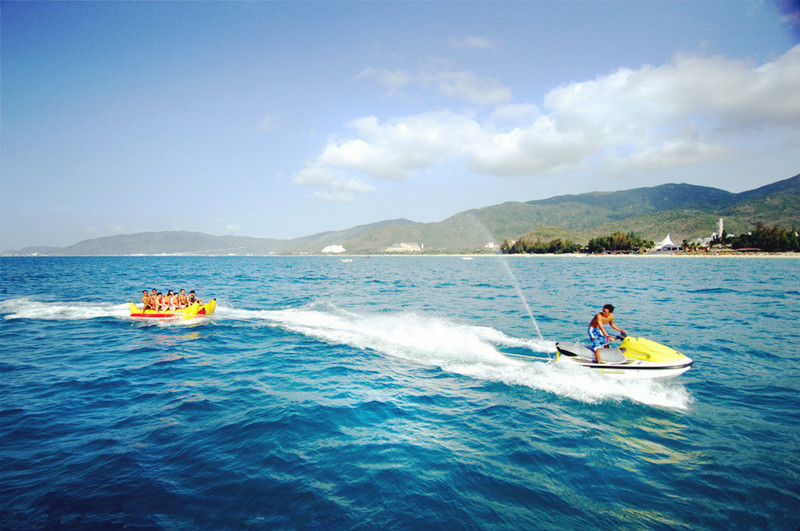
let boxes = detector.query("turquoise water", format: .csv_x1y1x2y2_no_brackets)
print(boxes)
1,256,799,529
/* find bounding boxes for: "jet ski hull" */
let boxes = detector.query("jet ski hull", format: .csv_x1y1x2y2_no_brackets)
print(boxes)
555,337,693,379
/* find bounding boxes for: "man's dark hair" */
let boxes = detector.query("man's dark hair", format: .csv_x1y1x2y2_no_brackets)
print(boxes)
603,304,615,312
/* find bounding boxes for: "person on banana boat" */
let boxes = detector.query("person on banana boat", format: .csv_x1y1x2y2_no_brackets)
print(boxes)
135,289,208,313
159,291,169,311
188,290,203,305
141,290,154,311
168,290,180,311
178,289,189,308
588,304,627,363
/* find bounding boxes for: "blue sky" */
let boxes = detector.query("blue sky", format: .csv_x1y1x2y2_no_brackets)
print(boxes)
2,1,799,250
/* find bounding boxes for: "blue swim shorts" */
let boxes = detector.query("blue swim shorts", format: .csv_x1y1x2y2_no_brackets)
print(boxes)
587,327,608,350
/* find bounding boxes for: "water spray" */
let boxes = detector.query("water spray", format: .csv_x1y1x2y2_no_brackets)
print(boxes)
465,213,545,342
498,258,544,341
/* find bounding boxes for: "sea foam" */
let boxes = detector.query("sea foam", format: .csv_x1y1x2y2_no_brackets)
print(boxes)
0,298,691,408
220,303,692,410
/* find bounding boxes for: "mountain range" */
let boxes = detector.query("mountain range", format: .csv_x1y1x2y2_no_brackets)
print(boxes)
4,172,799,256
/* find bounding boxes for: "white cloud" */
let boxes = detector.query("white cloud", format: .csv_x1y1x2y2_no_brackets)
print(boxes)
607,134,732,174
421,69,512,106
311,190,358,202
296,44,800,199
545,46,800,131
258,113,277,131
490,104,540,123
360,66,512,105
357,67,413,94
293,164,376,202
448,35,497,50
469,116,597,175
311,113,482,181
776,0,800,29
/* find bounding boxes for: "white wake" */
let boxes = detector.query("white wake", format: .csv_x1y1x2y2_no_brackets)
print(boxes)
220,303,692,410
0,298,691,409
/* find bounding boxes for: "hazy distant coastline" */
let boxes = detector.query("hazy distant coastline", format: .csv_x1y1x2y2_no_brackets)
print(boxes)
4,173,798,257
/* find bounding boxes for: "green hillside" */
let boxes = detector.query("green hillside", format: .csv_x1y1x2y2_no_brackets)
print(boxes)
347,173,800,251
4,173,798,255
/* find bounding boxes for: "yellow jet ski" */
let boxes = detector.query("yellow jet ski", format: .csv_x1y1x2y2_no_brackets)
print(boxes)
555,333,693,379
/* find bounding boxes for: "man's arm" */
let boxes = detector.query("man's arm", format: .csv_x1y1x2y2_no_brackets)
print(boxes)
608,317,626,334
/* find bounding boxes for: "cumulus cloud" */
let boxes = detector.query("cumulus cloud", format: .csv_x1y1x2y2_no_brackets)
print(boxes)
293,112,481,195
448,35,498,50
490,103,540,123
469,116,597,175
258,113,277,131
293,164,376,202
357,67,413,94
421,69,512,106
295,44,800,198
545,46,800,131
607,134,731,174
775,0,800,33
359,66,512,105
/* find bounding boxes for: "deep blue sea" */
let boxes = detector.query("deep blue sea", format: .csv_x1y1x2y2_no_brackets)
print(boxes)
1,256,799,530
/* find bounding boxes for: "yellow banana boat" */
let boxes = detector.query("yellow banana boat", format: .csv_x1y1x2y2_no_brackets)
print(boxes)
129,299,216,320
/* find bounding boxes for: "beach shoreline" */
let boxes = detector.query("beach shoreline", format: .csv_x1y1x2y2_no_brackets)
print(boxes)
318,252,800,260
3,251,799,259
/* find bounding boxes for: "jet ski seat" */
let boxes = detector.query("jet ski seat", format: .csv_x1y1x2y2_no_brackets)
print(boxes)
597,347,627,363
556,342,628,363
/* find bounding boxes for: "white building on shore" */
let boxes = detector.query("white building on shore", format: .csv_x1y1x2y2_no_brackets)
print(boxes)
655,234,679,251
385,242,423,253
321,244,346,254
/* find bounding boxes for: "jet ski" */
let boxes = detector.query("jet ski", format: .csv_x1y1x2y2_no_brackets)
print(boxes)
555,333,693,379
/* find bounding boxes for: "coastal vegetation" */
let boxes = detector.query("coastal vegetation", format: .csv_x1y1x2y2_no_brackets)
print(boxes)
500,238,581,254
501,231,653,254
506,225,800,254
723,223,800,252
587,232,654,253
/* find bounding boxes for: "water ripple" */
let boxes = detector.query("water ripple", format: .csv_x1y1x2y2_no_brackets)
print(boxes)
2,256,799,529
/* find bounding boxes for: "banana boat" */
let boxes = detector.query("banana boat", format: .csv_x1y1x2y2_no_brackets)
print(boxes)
129,299,216,320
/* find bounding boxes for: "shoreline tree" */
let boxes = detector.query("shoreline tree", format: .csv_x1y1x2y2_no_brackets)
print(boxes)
587,232,654,253
501,237,581,254
727,223,800,252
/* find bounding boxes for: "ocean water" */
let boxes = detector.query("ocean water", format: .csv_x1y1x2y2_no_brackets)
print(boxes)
1,255,798,530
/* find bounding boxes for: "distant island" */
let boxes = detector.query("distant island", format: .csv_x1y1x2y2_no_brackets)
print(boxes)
3,173,798,256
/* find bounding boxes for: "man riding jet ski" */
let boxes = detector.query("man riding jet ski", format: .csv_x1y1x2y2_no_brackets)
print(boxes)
587,304,626,362
554,304,693,379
